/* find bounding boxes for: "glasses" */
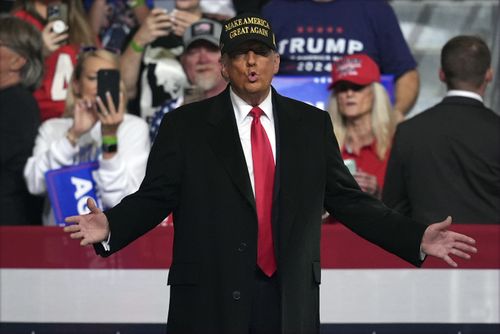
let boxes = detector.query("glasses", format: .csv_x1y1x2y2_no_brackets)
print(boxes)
79,45,121,56
228,45,272,58
334,82,369,93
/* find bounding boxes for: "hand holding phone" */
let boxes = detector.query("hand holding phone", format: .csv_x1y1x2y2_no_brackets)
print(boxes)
97,69,125,137
97,69,120,112
47,2,68,34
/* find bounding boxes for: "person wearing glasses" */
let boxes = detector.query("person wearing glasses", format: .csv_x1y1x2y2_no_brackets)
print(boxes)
24,48,150,226
327,54,396,200
0,15,44,225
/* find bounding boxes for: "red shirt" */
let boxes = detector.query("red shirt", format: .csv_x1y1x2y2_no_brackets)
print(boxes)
14,10,79,121
326,140,391,224
341,140,390,190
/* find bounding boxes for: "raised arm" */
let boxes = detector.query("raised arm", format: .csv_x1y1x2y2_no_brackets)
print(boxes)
120,8,172,99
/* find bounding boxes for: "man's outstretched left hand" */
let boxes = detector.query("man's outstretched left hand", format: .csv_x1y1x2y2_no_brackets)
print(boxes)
421,216,477,267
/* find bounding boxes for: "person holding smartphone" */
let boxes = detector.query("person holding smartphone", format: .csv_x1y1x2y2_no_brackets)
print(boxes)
24,48,150,226
12,0,97,121
327,54,397,199
120,0,210,123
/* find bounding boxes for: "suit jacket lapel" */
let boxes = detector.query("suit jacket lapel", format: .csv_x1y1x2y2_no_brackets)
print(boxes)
206,88,256,209
272,89,303,255
205,87,304,261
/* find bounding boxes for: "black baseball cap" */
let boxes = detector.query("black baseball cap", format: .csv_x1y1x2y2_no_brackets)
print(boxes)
219,13,277,55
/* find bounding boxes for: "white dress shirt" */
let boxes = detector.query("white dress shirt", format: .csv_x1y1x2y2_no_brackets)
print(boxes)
446,90,483,102
229,87,276,196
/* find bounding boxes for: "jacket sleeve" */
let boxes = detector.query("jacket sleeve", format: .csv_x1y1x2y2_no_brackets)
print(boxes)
98,111,183,256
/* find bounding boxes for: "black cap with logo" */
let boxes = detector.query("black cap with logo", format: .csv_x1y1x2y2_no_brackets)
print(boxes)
219,13,277,55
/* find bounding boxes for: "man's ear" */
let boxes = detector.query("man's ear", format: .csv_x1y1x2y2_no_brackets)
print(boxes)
10,54,27,71
485,67,493,83
220,56,229,81
180,54,186,67
438,68,446,83
273,52,280,75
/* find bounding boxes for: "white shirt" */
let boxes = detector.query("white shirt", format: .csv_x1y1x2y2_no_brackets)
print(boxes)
24,114,150,225
229,87,276,196
446,90,483,103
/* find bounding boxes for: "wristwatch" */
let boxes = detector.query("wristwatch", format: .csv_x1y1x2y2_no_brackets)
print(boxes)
102,135,118,153
102,142,118,153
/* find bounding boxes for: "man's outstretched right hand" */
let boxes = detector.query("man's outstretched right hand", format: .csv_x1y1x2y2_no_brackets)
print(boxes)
63,198,110,246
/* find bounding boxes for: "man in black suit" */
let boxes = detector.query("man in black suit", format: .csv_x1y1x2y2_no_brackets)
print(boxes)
383,35,500,225
64,14,477,334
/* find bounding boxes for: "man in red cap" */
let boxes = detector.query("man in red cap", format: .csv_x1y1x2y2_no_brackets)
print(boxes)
63,13,477,334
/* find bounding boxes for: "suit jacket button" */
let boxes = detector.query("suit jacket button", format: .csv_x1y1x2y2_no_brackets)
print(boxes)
238,242,247,252
232,291,241,300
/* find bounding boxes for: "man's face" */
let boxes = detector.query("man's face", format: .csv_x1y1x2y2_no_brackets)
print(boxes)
181,40,222,91
221,41,280,105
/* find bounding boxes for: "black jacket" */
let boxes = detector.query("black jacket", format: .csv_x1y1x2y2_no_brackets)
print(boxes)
383,96,500,224
98,87,426,333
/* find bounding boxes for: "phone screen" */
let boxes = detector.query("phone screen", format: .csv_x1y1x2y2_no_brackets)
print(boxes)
343,159,357,175
97,69,120,111
47,2,68,23
154,0,174,11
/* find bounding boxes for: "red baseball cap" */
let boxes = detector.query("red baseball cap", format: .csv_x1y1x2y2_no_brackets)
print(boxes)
328,54,380,90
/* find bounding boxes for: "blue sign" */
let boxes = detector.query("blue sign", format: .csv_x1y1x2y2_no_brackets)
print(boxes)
45,162,102,226
272,75,395,111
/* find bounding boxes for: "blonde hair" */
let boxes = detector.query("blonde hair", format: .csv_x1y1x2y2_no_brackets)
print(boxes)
13,0,95,46
328,82,396,160
64,49,126,116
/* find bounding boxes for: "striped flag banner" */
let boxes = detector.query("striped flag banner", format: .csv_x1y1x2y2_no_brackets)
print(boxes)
1,224,498,333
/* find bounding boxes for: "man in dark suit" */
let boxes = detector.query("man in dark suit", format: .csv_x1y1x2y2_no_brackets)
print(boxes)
64,14,477,334
383,35,500,225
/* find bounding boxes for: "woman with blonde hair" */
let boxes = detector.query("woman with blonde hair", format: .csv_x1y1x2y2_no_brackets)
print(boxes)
12,0,97,121
327,54,396,198
24,48,150,225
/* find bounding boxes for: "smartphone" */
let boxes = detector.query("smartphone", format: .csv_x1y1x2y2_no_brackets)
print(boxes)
97,69,120,111
154,0,174,11
343,159,357,175
47,2,68,34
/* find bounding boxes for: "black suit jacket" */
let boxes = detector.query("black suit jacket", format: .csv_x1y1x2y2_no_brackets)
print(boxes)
99,87,426,334
383,96,500,224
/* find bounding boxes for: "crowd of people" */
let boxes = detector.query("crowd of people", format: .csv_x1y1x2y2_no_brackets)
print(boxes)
1,0,498,228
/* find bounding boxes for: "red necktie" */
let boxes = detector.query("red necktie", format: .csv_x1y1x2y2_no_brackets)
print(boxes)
250,106,277,277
